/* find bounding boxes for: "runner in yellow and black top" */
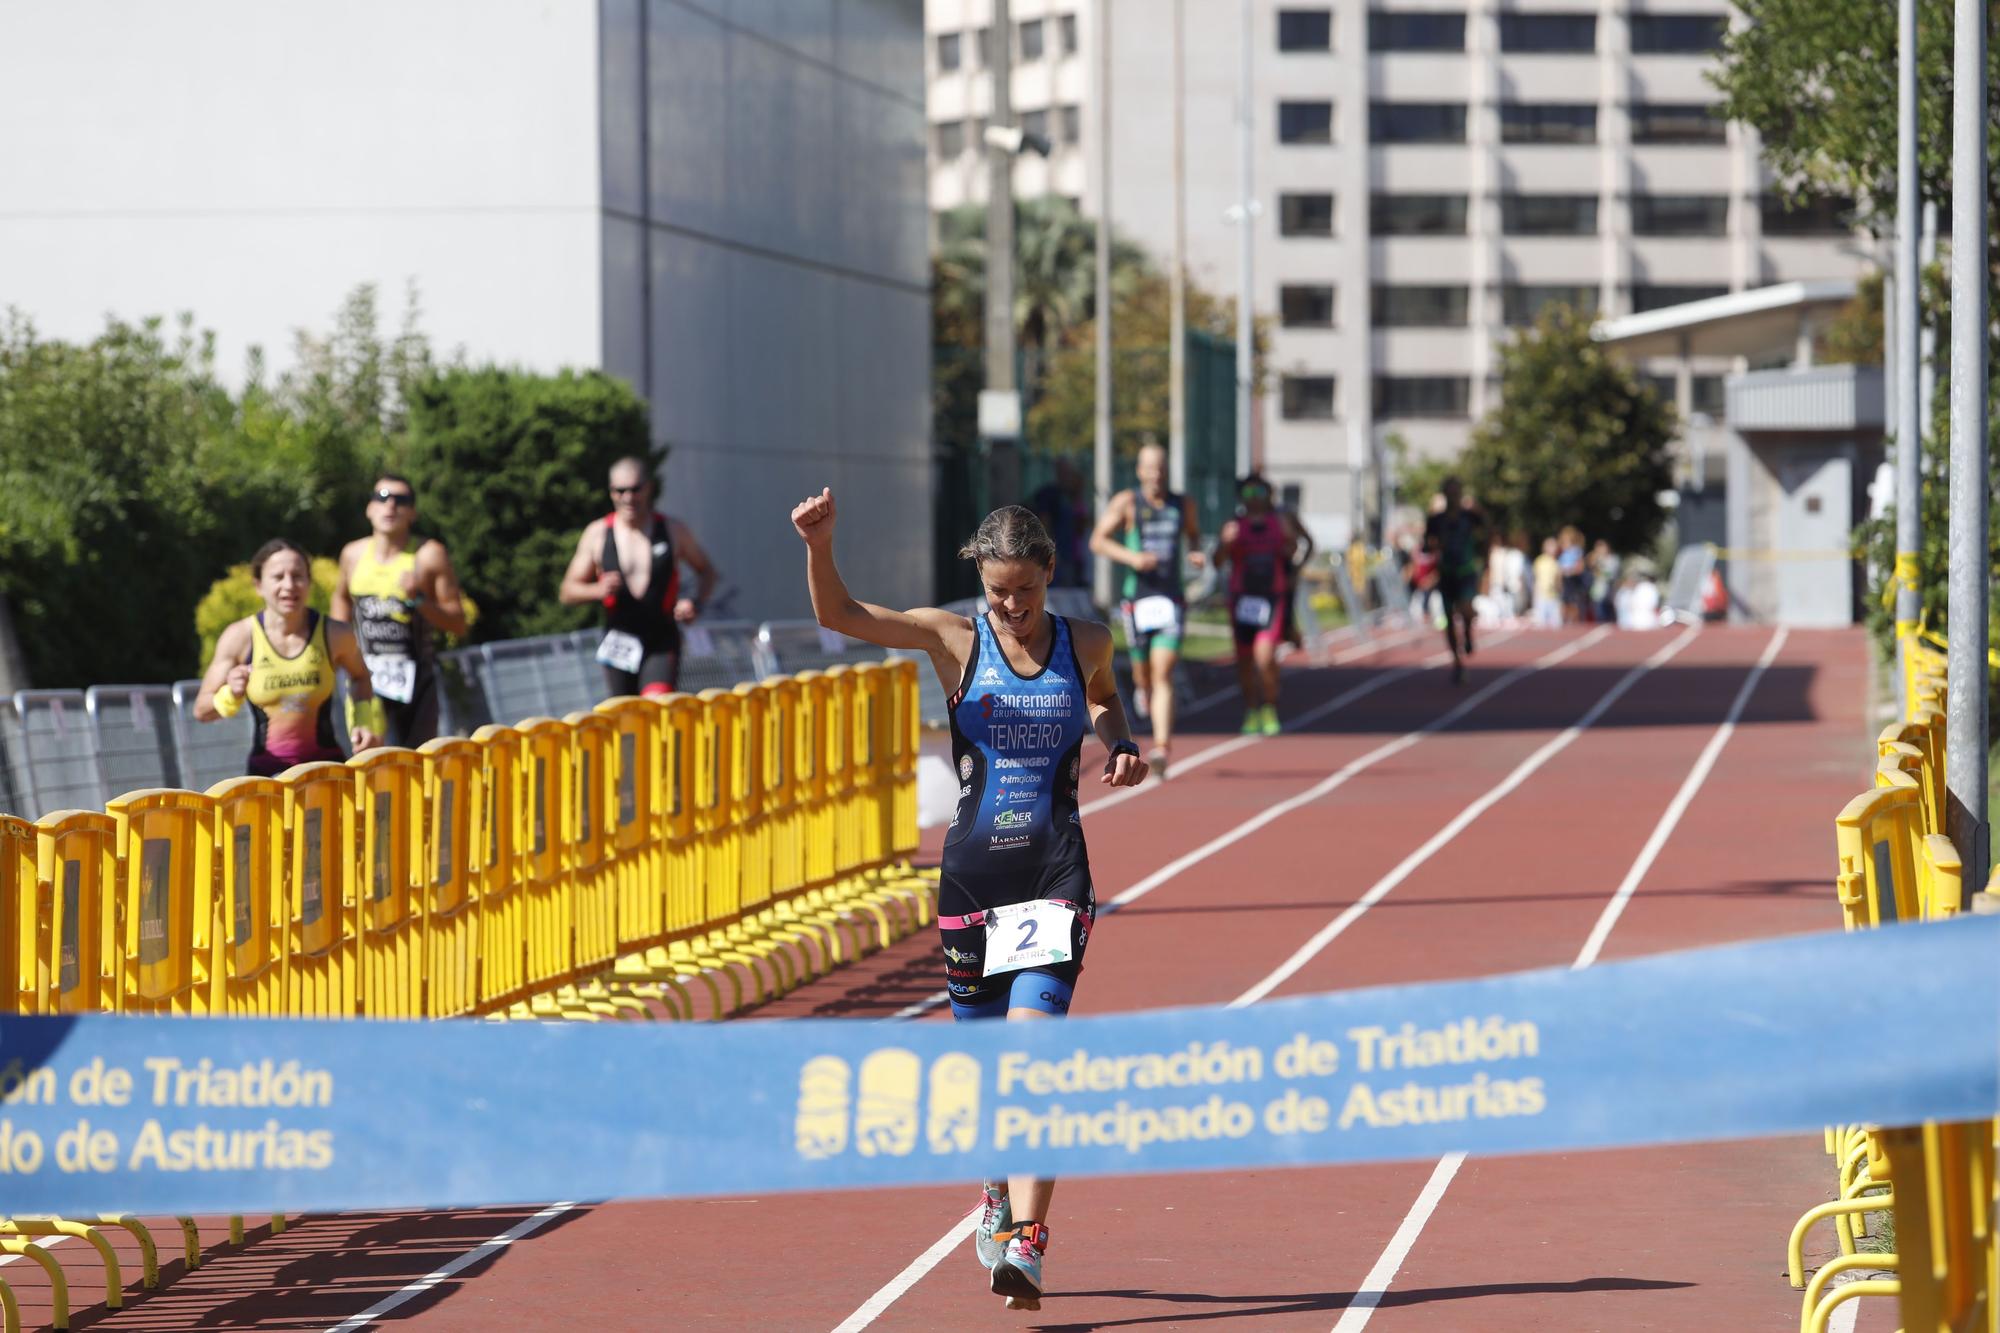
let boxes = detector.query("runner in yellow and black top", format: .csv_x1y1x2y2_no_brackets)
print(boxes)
195,539,381,776
331,473,470,747
1088,439,1203,780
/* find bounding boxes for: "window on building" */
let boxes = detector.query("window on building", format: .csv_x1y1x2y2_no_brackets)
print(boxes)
1371,193,1468,235
1278,8,1333,51
1498,13,1596,53
1278,100,1335,144
1499,103,1597,144
1632,194,1729,236
1280,192,1336,236
1640,372,1677,403
1368,11,1466,51
933,120,965,159
1021,108,1050,142
1019,18,1045,62
1629,14,1727,54
1630,102,1727,145
1502,284,1598,325
1692,374,1727,419
975,26,992,67
1059,105,1082,146
936,32,962,72
1631,284,1729,313
1281,284,1337,327
1500,194,1598,235
1374,375,1471,418
1282,375,1338,419
1761,192,1856,235
1372,285,1470,327
1059,14,1079,55
1370,102,1467,144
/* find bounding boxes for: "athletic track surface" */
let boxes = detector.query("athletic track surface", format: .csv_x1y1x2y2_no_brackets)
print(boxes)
12,622,1887,1331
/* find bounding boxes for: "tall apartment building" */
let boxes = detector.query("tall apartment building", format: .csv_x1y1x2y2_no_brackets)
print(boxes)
923,0,1871,546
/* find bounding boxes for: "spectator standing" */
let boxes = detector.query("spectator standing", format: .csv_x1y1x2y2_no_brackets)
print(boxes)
1532,537,1564,629
1557,526,1588,624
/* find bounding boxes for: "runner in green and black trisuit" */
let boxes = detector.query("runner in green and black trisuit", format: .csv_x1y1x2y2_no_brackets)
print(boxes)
1089,440,1204,780
1423,475,1488,685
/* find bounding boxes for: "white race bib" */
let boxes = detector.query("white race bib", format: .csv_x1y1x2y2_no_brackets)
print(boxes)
983,899,1079,977
596,630,646,674
1233,595,1274,629
1132,595,1179,634
365,655,417,704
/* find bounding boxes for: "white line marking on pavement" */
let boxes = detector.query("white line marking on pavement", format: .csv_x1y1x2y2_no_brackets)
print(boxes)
321,1201,576,1333
1235,624,1698,1008
1330,626,1786,1330
837,627,1612,1327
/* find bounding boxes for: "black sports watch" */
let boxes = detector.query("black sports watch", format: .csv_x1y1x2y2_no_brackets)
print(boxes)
1109,739,1141,761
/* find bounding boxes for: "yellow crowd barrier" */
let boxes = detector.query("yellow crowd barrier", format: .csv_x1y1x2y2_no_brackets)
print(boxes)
1790,637,1998,1332
0,657,927,1326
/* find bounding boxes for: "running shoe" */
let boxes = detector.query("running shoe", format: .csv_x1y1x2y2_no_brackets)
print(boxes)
1147,749,1169,782
1240,710,1261,735
1258,706,1281,736
973,1184,1012,1270
990,1222,1047,1309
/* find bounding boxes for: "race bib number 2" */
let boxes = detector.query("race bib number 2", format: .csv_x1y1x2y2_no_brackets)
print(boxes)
1233,595,1274,629
1132,595,1179,634
983,900,1078,977
365,655,416,704
596,630,646,675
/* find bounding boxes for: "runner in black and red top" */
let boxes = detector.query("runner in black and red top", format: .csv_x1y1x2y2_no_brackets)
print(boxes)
559,456,720,697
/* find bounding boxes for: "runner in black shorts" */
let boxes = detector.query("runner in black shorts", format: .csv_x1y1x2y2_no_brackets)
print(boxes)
791,486,1147,1312
1423,476,1488,685
560,457,718,697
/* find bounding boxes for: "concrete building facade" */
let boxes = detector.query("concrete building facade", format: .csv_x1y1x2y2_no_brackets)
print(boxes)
922,0,1872,547
0,0,932,616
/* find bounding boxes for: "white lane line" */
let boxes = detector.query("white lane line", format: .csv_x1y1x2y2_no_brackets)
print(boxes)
827,1209,982,1333
888,629,1524,1020
836,627,1613,1327
1236,624,1698,1008
1570,627,1790,969
321,1201,576,1333
1330,626,1785,1331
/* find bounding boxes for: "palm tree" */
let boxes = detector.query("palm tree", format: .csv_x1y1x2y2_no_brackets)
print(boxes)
934,197,1146,358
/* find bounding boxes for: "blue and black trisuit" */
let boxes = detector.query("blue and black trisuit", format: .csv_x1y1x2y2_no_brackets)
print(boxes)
938,611,1095,1021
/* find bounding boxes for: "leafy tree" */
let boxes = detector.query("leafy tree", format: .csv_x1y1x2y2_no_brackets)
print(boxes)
399,366,654,642
1819,270,1886,367
1456,305,1677,555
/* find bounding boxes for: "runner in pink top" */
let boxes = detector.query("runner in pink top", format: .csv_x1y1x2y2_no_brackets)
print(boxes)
1216,474,1312,735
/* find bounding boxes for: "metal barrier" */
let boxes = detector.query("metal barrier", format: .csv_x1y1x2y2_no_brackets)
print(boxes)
754,619,893,678
87,686,181,796
477,636,567,725
170,679,250,795
675,619,763,694
13,691,103,818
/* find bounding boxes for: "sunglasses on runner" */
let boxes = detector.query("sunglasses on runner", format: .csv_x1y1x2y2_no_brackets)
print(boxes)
610,484,647,496
372,490,414,507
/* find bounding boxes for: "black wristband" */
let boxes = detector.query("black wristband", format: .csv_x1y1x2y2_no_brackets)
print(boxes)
1109,739,1141,760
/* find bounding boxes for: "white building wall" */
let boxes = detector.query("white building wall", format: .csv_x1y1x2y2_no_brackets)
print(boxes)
0,0,605,381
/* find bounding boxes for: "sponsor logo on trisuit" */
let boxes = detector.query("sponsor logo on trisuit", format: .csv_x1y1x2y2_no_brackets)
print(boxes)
992,809,1033,830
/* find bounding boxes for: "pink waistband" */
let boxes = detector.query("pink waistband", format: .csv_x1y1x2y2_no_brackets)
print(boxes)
937,898,1091,931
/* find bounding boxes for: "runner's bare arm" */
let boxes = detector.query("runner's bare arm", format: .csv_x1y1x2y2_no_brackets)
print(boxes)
1288,513,1316,564
790,487,973,665
558,521,609,605
1183,497,1206,567
1074,621,1146,788
416,540,470,636
1213,519,1239,573
329,542,360,625
327,621,375,703
1087,492,1143,569
193,620,253,722
668,518,719,621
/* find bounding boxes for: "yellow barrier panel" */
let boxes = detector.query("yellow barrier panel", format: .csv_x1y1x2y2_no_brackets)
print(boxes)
515,718,575,996
796,671,837,890
565,710,619,975
595,698,666,950
105,791,217,1019
762,676,805,902
26,812,117,1017
888,657,920,859
470,725,527,1011
280,762,360,1018
822,666,861,879
0,815,31,1014
348,749,426,1019
418,738,482,1019
1833,784,1924,928
658,696,701,939
732,682,773,916
207,777,289,1017
850,663,890,871
695,690,743,930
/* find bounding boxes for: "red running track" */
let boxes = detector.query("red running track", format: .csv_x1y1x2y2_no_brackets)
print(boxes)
32,624,1878,1332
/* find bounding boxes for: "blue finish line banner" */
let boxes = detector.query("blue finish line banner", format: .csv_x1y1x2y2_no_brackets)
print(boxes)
1,917,1996,1215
